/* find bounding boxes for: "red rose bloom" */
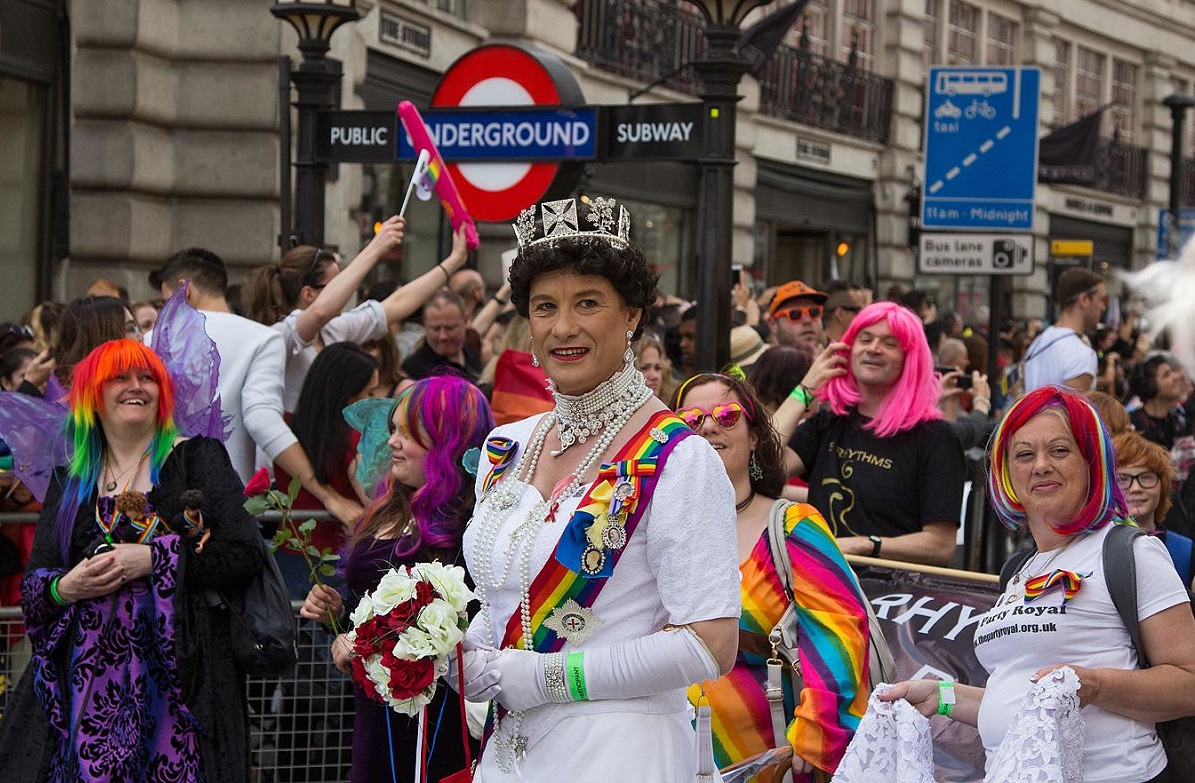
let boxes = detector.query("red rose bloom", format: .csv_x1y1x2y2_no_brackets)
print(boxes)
386,656,435,700
243,467,270,497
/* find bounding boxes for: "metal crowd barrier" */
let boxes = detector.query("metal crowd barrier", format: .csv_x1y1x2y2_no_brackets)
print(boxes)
0,509,355,782
0,602,357,783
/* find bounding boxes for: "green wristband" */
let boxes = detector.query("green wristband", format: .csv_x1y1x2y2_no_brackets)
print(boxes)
565,651,589,701
937,680,956,716
49,576,69,606
789,384,814,406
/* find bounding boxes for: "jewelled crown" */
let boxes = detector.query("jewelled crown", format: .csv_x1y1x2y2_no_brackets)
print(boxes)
513,197,631,250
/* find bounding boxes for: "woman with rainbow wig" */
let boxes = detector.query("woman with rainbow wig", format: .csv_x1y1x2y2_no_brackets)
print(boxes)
300,375,493,782
881,386,1195,783
779,300,966,567
0,339,263,782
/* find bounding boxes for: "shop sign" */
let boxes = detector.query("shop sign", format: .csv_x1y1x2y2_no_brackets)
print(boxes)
1050,239,1093,257
396,106,598,161
918,233,1034,275
316,111,396,163
796,136,832,166
427,43,587,222
603,103,704,161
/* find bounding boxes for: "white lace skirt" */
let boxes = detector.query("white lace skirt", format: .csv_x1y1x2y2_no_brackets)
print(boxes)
475,710,700,783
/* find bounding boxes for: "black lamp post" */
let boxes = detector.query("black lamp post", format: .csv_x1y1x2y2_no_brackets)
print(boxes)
1162,93,1195,259
271,0,359,247
683,0,768,372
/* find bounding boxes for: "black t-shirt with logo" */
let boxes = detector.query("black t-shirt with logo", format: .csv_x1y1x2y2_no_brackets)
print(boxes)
789,409,966,538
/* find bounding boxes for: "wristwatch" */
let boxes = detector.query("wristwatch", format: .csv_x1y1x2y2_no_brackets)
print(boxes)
868,535,883,557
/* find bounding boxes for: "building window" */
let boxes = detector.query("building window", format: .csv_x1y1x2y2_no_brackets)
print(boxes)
1075,47,1105,123
985,14,1017,65
841,0,876,70
800,1,831,58
1053,39,1071,125
1111,59,1138,142
947,1,978,65
924,0,941,70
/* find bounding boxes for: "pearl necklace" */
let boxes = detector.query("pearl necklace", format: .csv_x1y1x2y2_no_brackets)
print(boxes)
551,363,651,456
470,370,651,771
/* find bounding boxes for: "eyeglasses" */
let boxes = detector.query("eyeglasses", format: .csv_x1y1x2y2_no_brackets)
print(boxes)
3,325,33,341
676,402,751,430
1116,472,1161,490
776,305,823,322
304,247,326,287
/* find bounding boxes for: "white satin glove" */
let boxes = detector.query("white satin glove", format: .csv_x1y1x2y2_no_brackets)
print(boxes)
582,626,719,701
448,647,502,703
482,648,550,712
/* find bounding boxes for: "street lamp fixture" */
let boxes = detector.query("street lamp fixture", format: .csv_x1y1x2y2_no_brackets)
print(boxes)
1162,93,1195,259
272,0,360,247
680,0,769,371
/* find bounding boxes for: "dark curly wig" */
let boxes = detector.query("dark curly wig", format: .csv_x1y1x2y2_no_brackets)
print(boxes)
672,371,786,498
509,237,659,340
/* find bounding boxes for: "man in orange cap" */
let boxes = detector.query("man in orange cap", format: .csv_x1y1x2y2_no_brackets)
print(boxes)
767,279,828,352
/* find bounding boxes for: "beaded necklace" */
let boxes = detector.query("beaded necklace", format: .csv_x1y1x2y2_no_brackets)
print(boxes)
470,362,651,771
551,365,650,456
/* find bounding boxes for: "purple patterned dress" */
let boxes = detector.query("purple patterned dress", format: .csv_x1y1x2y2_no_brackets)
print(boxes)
0,437,262,783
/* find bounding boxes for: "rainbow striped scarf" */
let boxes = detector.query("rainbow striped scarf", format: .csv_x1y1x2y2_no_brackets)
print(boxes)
500,411,690,652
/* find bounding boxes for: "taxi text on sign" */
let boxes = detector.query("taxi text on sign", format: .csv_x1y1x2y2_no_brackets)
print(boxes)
921,67,1040,231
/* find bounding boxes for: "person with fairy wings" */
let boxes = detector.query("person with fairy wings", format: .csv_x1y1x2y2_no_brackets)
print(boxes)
0,287,262,783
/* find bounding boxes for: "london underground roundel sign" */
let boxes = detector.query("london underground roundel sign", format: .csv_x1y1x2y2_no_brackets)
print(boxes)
432,44,585,222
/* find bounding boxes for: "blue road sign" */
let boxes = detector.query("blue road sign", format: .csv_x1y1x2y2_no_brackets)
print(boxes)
922,67,1040,231
1157,209,1195,259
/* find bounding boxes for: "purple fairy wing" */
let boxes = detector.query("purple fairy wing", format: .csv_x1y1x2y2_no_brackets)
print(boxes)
151,282,227,440
0,391,68,502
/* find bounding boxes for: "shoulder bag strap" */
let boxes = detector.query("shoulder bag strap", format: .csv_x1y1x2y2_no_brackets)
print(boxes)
765,500,799,749
1102,524,1145,664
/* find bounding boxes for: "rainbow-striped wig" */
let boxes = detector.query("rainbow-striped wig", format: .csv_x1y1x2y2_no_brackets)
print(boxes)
354,375,495,560
987,385,1126,534
56,340,177,560
821,301,943,437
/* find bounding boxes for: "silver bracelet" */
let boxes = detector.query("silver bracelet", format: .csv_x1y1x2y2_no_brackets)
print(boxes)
543,652,570,703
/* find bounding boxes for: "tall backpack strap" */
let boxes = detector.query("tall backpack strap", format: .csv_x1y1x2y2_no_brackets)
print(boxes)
1102,524,1146,665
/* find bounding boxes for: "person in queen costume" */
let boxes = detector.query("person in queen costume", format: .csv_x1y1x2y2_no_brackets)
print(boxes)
460,197,741,781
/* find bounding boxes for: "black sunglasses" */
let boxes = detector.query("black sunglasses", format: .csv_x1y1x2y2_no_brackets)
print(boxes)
304,247,327,287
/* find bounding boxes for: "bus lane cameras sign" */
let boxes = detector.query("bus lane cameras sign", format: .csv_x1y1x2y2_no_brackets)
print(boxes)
922,67,1040,231
918,233,1034,275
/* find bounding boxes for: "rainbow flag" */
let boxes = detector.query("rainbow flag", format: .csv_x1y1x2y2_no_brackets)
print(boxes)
489,350,553,426
500,412,690,652
1023,569,1084,605
688,503,869,779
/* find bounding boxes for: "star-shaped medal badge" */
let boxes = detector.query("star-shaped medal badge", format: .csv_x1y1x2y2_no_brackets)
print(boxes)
543,599,602,646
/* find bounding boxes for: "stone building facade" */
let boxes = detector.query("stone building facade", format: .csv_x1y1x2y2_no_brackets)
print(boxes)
4,0,1195,320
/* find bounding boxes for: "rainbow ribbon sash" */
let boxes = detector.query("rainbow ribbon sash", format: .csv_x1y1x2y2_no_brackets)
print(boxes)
1023,569,1084,605
95,505,165,545
500,412,691,652
480,436,517,495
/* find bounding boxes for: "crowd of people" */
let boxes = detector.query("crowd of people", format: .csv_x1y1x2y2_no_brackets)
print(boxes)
0,195,1191,782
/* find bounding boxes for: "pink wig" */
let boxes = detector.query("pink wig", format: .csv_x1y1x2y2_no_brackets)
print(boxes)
821,301,943,437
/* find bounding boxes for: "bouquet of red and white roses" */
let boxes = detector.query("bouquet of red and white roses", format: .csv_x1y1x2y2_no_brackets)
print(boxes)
347,561,473,715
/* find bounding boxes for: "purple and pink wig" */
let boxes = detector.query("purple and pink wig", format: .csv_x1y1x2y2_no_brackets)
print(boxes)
821,301,943,437
987,385,1126,535
57,340,178,560
357,375,495,559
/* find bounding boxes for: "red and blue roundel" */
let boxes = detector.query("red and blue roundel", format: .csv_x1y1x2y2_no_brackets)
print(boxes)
432,44,585,222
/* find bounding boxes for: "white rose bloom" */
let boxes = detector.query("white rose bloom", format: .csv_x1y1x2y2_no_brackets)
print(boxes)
419,599,466,652
413,562,474,615
370,569,418,615
396,627,442,659
350,594,375,626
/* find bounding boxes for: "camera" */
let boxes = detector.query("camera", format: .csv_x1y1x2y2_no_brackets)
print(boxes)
991,239,1026,269
935,365,973,390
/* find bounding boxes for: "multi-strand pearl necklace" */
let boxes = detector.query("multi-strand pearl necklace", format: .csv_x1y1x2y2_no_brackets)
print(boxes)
470,362,651,771
551,365,650,456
